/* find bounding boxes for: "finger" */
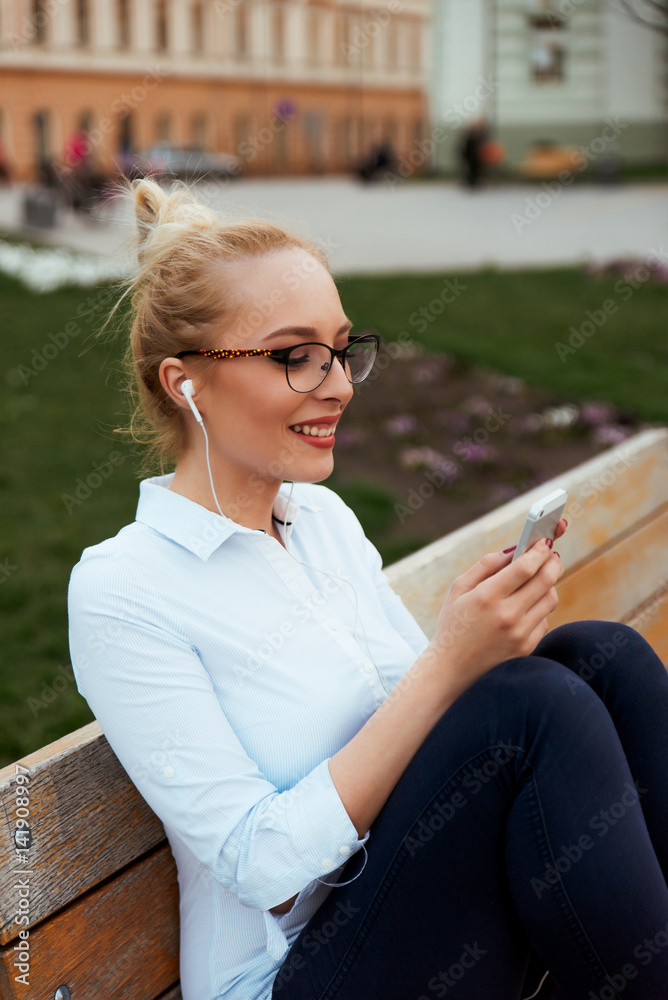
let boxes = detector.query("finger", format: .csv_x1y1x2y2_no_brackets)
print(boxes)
520,585,559,635
503,555,563,620
482,538,555,600
452,549,515,595
553,518,568,541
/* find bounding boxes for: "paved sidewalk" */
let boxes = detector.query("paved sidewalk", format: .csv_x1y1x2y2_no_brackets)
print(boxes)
0,178,666,274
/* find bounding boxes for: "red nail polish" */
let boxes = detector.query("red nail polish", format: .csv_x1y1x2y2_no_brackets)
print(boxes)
545,538,553,548
502,545,517,554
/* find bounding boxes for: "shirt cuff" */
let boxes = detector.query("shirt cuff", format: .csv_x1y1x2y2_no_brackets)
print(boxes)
289,757,370,877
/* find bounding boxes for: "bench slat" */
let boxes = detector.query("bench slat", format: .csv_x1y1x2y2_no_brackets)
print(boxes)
0,722,164,945
549,509,668,634
157,986,183,1000
386,429,668,637
0,845,179,1000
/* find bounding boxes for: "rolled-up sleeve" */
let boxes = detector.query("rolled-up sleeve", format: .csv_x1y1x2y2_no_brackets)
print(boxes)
68,550,368,913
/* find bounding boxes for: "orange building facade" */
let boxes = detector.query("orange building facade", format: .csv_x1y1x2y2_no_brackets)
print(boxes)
0,0,430,180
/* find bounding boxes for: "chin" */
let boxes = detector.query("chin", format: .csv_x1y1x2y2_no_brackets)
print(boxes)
290,454,335,484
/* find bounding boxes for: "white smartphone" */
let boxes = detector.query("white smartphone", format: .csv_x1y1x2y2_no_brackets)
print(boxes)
512,488,568,561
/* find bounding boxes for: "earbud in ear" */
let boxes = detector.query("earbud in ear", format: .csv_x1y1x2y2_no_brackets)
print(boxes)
180,379,203,424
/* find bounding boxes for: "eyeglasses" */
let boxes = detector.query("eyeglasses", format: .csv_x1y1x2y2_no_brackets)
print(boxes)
176,334,380,393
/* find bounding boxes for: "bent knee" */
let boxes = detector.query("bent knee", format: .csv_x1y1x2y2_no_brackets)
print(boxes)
540,621,660,687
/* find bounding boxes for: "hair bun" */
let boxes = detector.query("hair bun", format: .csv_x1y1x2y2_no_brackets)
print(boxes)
131,177,220,260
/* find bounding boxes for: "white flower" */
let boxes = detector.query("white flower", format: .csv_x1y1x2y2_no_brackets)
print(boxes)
0,240,131,293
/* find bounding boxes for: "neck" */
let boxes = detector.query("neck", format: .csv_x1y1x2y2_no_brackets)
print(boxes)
168,444,285,543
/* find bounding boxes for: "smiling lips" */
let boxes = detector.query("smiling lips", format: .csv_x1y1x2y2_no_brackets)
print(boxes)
289,419,338,449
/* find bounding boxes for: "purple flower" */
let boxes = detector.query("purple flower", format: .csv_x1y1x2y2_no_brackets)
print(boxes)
335,427,367,448
458,443,500,464
410,360,444,385
580,402,617,427
384,414,418,436
513,413,544,435
487,484,520,505
462,395,494,417
399,446,461,483
592,424,631,447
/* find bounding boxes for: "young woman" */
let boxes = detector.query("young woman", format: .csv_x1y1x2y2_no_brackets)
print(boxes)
68,179,668,1000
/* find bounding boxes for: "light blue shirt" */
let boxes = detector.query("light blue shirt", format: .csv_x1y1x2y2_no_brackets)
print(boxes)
67,475,429,1000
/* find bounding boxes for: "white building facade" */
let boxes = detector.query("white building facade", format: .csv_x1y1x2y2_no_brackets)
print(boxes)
430,0,668,171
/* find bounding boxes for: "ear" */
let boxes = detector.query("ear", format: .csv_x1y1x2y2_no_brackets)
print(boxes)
159,358,193,413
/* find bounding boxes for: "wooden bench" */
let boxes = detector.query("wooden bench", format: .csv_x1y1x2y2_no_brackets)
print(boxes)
1,427,666,1000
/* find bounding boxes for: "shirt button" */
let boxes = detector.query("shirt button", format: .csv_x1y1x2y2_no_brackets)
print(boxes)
327,618,338,630
163,766,174,778
321,857,333,869
362,662,374,675
339,845,351,856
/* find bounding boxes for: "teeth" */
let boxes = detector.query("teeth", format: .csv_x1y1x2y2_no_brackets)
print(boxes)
292,423,335,437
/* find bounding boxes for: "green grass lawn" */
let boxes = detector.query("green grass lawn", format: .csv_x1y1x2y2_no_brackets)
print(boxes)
0,265,666,766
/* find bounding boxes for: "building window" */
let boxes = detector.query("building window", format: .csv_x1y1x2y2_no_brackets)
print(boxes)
306,6,320,67
234,113,252,157
529,18,566,82
386,19,398,71
233,1,249,58
118,111,135,155
32,0,48,44
192,1,204,54
76,0,90,46
118,0,131,49
156,0,168,52
303,111,325,170
192,112,208,148
336,10,359,67
33,110,51,168
156,111,173,143
408,19,421,73
272,2,286,65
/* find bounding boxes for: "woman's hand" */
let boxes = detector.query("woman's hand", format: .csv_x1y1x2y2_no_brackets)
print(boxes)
429,519,567,694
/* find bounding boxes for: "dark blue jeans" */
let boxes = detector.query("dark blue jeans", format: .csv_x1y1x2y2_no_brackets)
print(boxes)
271,622,668,1000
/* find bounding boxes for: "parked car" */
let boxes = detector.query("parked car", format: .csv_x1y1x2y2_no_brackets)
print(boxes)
129,146,242,180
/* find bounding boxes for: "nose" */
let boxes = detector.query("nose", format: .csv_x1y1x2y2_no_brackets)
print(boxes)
315,353,354,403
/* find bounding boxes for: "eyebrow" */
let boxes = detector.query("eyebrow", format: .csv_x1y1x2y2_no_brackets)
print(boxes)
261,320,353,344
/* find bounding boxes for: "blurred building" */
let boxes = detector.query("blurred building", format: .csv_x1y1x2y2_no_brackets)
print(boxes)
431,0,668,172
0,0,430,180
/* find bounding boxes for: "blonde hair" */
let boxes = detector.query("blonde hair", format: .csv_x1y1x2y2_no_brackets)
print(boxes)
114,177,329,474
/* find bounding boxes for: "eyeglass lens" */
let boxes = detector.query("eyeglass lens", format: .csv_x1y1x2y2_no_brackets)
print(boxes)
285,339,377,392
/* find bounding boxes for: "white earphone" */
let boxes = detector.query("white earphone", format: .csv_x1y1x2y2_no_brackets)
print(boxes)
179,378,387,696
181,379,203,425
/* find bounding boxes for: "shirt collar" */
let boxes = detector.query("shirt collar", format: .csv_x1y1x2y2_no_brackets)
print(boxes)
135,473,322,560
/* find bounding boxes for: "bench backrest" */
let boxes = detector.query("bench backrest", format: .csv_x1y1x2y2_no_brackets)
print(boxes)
1,428,666,1000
